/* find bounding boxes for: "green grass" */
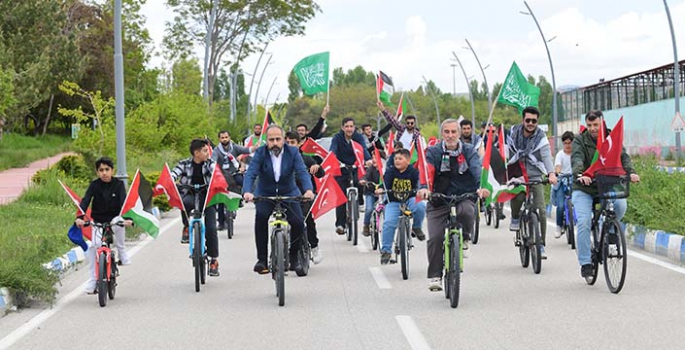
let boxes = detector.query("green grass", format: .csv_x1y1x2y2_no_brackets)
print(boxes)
0,133,72,171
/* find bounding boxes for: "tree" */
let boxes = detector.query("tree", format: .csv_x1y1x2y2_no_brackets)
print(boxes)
172,57,203,95
163,0,321,103
288,71,301,103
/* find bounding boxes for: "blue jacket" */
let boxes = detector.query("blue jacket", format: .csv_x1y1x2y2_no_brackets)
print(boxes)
330,130,371,166
243,144,313,196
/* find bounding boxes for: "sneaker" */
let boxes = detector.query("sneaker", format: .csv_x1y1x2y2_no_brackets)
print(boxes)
499,213,507,220
540,246,547,260
462,240,471,258
413,228,426,241
428,278,443,292
362,225,371,237
253,260,269,274
84,280,96,294
181,227,189,244
380,252,392,265
209,259,220,276
218,224,226,231
336,226,345,235
312,247,323,265
580,264,594,278
510,218,520,232
118,252,131,266
554,226,563,239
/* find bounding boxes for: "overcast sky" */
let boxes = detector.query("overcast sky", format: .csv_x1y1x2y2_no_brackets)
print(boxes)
141,0,685,106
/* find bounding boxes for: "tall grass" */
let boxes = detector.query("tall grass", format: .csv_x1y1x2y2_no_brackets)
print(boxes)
0,133,72,171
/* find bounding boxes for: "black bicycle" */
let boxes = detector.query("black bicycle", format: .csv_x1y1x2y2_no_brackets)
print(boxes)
582,173,630,293
381,190,416,280
340,163,360,246
85,220,125,307
513,179,548,275
253,196,308,306
558,174,576,249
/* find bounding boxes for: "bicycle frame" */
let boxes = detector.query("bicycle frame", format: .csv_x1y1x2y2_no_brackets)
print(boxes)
560,176,576,227
186,185,207,258
444,204,464,273
92,224,116,285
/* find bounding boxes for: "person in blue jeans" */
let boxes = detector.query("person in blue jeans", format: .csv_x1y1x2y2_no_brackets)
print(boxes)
572,110,640,279
552,131,574,238
375,149,426,265
360,155,381,236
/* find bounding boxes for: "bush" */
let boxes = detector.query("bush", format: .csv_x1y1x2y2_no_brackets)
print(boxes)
625,156,685,235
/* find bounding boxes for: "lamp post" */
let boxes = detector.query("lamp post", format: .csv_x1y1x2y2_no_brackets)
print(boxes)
247,43,269,124
451,52,476,126
664,0,682,161
450,64,457,96
114,0,127,185
521,1,558,150
464,39,492,112
253,54,274,120
422,76,441,125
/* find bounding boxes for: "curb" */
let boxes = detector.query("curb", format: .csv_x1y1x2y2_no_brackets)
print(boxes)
655,166,685,174
1,246,87,316
626,224,685,264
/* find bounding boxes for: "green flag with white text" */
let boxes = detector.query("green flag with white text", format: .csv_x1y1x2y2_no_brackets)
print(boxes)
293,52,330,95
497,61,540,113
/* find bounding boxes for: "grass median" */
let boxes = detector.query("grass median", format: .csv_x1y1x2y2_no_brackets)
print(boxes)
0,133,72,171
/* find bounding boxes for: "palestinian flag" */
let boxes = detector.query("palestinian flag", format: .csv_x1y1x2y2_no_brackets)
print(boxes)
408,141,418,165
300,137,329,159
376,70,394,105
247,110,277,148
120,170,160,238
396,92,406,121
481,128,525,206
204,163,242,211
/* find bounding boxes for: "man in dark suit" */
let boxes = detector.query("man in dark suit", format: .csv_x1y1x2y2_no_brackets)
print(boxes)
243,125,315,275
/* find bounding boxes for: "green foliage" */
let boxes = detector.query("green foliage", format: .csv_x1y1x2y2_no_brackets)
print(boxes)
172,57,202,95
0,133,72,171
625,157,685,236
0,63,15,114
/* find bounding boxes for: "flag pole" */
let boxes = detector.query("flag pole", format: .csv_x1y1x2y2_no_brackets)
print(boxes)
326,80,330,106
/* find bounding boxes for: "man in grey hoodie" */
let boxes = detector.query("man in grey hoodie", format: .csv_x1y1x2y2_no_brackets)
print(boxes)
507,106,557,259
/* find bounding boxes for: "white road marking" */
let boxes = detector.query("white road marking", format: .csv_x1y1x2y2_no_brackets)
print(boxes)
0,217,182,350
395,315,432,350
369,267,392,289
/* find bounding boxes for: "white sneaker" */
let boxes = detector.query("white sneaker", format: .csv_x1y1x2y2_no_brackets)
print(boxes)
312,247,323,265
462,240,471,258
118,252,131,266
428,278,443,292
84,279,96,294
554,226,563,239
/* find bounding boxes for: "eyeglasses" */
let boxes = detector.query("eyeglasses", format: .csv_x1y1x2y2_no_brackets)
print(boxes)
524,118,538,124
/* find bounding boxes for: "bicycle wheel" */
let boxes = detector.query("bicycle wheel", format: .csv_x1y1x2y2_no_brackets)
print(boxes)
494,204,501,229
370,211,379,250
448,234,461,308
585,225,600,285
193,222,202,292
443,228,450,299
297,235,311,277
472,203,480,245
351,192,359,246
485,206,492,226
108,253,117,300
399,218,409,280
566,198,576,249
227,210,234,239
275,230,286,306
602,219,627,294
529,214,543,274
345,198,353,242
97,253,108,307
518,226,530,268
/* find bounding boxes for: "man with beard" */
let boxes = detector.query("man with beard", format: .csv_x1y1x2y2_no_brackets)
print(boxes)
377,101,424,151
243,123,263,147
295,105,330,140
243,125,315,275
460,119,484,157
212,130,255,230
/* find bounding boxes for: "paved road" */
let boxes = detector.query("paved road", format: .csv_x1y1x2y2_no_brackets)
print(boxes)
1,204,684,349
0,152,74,205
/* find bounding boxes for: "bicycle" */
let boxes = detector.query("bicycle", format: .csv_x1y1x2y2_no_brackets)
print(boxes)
429,192,478,309
558,174,577,249
179,184,209,293
340,163,360,246
85,219,125,307
512,179,549,275
472,198,482,244
484,202,503,229
582,173,630,294
379,190,416,280
253,196,308,307
361,182,383,251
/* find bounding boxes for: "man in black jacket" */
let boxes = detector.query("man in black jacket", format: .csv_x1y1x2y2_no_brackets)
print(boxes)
296,105,330,140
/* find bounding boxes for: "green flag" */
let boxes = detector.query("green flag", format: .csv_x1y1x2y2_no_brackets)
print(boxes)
293,52,330,95
497,62,540,113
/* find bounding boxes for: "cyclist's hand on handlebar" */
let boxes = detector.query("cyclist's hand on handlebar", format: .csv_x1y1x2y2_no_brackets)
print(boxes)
507,176,524,186
303,190,315,200
578,176,592,186
630,173,640,183
359,179,367,186
243,192,254,202
417,189,430,200
374,188,384,195
477,188,490,199
365,160,373,168
548,172,558,185
75,218,85,228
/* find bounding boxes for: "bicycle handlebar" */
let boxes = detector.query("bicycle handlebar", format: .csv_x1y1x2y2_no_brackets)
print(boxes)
83,220,125,228
177,183,209,193
252,196,310,203
428,192,479,203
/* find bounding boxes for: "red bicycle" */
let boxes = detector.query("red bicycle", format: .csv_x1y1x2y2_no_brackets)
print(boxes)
85,220,125,307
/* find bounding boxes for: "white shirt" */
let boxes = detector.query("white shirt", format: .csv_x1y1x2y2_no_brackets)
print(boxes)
555,150,572,175
399,129,414,149
270,150,283,182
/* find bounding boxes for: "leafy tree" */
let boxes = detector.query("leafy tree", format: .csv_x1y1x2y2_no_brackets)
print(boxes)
172,57,203,95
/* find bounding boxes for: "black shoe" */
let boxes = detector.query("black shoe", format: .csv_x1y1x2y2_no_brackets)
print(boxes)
289,255,303,273
499,213,507,220
380,252,391,265
217,224,226,231
181,227,189,244
253,260,269,274
580,264,594,278
412,228,426,241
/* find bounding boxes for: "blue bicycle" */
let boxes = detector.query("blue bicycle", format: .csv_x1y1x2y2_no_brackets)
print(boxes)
179,184,209,292
559,175,577,250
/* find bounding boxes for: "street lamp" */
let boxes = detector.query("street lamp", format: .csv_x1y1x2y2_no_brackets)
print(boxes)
450,64,457,96
521,1,559,150
247,43,269,124
264,75,279,110
451,52,476,126
114,0,127,185
663,0,682,161
464,39,492,113
253,55,274,121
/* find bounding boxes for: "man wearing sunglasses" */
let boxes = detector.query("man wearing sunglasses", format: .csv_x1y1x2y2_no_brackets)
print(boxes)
377,101,424,151
507,106,557,259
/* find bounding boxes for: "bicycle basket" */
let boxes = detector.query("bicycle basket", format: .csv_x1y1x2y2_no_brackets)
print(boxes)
595,168,629,199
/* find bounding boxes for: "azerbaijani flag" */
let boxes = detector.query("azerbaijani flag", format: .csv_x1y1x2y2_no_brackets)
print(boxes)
120,170,160,238
204,163,242,211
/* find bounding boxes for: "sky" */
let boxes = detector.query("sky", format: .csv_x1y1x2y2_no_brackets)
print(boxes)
141,0,685,106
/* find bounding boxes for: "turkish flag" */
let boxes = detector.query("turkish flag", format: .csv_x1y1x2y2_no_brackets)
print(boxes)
584,117,626,177
310,175,347,220
352,140,367,178
300,137,329,159
320,152,342,177
427,136,439,148
153,163,184,211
